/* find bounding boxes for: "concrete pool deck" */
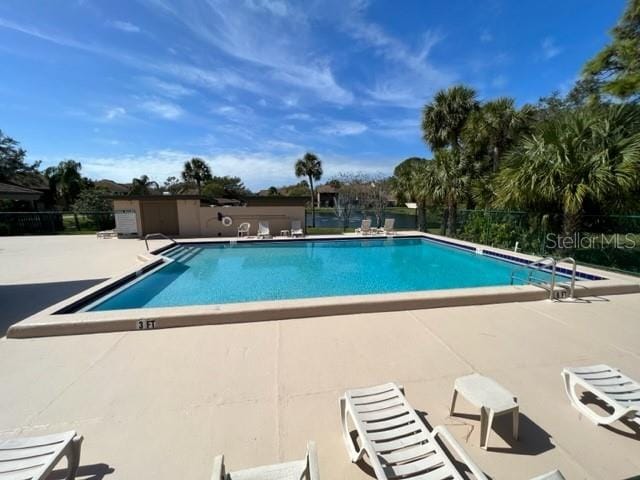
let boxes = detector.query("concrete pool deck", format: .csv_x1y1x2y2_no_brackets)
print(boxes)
1,235,639,479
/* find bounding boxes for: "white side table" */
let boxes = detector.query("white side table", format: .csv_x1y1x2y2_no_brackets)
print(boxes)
280,230,290,237
450,373,519,449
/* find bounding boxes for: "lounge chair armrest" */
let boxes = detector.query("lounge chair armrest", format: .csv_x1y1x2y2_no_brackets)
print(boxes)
211,454,226,480
302,441,320,480
432,425,488,480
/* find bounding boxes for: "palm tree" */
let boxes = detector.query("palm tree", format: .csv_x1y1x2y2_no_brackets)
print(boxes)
44,160,83,209
129,175,159,195
463,98,534,172
421,85,479,235
430,150,473,235
391,157,432,231
422,85,479,151
295,152,323,227
182,157,212,194
495,105,640,237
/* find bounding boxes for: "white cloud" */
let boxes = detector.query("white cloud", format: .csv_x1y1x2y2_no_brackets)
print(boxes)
141,76,195,98
319,120,367,136
480,30,492,43
104,106,126,120
541,36,561,60
340,6,455,107
139,100,183,119
72,148,393,190
491,74,508,89
285,113,313,121
108,20,141,33
370,117,419,138
212,104,255,122
141,0,353,104
245,0,289,17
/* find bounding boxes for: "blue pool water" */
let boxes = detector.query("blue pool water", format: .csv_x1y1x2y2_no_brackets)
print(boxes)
90,238,555,311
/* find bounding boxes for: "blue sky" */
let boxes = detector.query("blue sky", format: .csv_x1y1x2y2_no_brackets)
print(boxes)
0,0,625,190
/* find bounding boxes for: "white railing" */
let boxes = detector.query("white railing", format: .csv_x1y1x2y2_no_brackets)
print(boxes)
144,232,177,251
510,256,578,300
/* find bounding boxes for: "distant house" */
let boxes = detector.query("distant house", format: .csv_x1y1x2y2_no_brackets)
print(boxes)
95,179,130,195
0,173,50,210
0,182,42,209
316,184,338,207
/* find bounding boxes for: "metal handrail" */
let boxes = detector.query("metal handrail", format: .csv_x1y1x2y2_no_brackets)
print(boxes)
510,256,557,300
556,257,577,299
510,255,579,301
144,232,177,251
510,256,555,285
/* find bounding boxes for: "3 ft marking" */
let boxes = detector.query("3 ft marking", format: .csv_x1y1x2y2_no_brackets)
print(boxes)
137,319,157,330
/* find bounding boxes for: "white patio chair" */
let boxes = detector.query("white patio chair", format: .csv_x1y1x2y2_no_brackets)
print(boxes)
257,221,271,239
340,382,563,480
291,220,304,237
212,441,319,480
562,364,640,426
237,222,251,238
355,219,372,235
380,218,395,235
0,430,83,480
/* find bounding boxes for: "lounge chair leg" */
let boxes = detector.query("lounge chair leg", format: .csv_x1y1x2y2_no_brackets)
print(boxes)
340,397,364,463
512,408,519,440
64,435,83,480
449,389,458,416
561,371,626,426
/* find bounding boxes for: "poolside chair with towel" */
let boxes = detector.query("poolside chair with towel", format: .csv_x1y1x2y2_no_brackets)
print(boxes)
355,219,372,235
291,220,304,237
257,221,271,239
562,364,640,426
0,430,83,480
380,218,395,235
237,222,251,238
340,382,564,480
212,441,319,480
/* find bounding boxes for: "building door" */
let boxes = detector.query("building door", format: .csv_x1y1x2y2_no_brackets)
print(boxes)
141,200,179,235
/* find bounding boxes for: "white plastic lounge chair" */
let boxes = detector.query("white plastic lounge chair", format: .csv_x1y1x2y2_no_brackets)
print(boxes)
380,218,395,235
291,220,304,237
237,222,251,238
340,382,563,480
257,221,271,239
212,441,319,480
562,364,640,426
0,430,83,480
355,219,372,235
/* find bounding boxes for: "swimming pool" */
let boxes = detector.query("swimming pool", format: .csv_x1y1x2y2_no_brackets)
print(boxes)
88,237,563,311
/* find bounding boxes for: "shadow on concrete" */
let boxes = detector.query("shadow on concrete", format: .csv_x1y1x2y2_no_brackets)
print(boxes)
49,462,115,479
442,410,554,455
581,392,640,440
0,279,105,336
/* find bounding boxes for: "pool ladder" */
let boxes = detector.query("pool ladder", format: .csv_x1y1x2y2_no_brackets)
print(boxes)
510,256,577,300
144,232,178,251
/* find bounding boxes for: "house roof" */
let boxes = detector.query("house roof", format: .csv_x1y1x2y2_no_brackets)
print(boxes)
106,194,204,201
95,179,130,194
0,182,43,200
316,184,338,194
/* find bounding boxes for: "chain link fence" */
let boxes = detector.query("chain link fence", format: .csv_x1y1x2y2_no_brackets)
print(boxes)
450,210,640,275
0,211,115,235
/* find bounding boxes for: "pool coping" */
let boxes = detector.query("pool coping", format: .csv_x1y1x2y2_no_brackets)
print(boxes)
7,232,640,338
